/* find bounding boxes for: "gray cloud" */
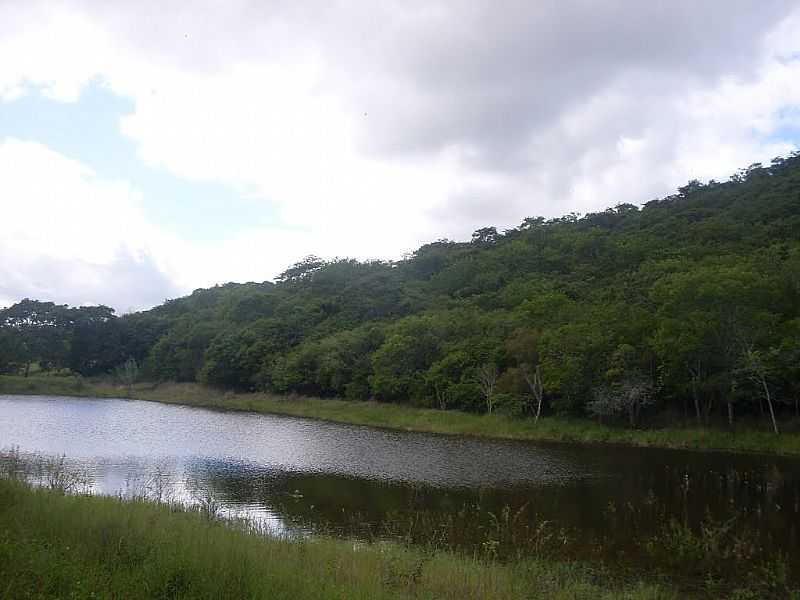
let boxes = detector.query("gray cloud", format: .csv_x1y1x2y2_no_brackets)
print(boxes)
0,249,181,313
306,1,796,163
94,1,799,236
72,1,796,167
2,1,799,309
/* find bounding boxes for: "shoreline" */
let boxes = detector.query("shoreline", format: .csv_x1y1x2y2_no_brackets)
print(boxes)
0,477,682,600
2,376,799,456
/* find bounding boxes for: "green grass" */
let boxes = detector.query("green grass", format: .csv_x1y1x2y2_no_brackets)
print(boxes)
0,478,676,600
0,374,97,397
2,375,800,456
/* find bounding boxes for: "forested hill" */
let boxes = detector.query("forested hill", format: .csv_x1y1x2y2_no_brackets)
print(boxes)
2,154,800,427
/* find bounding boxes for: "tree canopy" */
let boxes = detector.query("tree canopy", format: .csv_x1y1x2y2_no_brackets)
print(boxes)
3,152,800,428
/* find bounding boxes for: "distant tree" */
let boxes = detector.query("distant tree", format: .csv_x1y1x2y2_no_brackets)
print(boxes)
471,227,499,245
477,363,499,414
519,216,545,230
506,329,545,422
276,255,326,284
0,328,26,374
738,347,779,435
69,305,123,376
587,377,655,427
522,364,544,423
425,351,472,411
0,299,73,374
115,357,139,396
678,179,704,197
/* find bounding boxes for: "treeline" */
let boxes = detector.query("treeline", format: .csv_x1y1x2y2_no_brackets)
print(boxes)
2,154,800,430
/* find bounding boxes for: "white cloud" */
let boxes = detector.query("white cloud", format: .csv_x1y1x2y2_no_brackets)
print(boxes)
0,2,799,310
0,138,345,309
0,4,111,102
0,138,179,310
0,139,144,262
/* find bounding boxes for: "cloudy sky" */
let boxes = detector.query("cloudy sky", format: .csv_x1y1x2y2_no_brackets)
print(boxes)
2,1,800,313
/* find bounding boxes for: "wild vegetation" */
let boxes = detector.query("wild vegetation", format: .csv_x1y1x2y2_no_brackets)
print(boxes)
0,456,672,600
1,154,800,434
4,377,800,455
1,448,797,599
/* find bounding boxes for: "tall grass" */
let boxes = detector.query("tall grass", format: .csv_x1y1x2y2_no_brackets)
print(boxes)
1,448,796,598
0,477,677,600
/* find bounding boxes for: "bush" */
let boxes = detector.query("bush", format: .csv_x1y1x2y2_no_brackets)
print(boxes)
344,381,371,401
493,393,524,417
587,378,655,427
447,381,483,412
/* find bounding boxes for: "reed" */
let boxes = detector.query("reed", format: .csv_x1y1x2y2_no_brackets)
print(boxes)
0,478,676,600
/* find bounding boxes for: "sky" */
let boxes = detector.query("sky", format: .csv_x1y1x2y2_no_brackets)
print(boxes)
1,1,800,313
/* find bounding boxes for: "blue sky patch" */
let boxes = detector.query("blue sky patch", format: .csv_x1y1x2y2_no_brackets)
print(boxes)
0,81,277,242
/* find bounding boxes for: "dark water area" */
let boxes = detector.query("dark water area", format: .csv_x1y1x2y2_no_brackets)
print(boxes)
1,394,799,572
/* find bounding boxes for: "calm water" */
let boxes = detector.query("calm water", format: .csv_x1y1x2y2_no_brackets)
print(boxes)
1,394,799,566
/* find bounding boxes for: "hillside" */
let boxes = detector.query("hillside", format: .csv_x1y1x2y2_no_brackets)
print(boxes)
2,154,799,429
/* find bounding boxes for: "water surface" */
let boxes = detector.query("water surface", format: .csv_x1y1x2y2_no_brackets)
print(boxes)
1,394,798,566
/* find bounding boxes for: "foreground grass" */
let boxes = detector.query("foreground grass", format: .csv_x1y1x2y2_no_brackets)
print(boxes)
0,479,674,600
2,375,800,456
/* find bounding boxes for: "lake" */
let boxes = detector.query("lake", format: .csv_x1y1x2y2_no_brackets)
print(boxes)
1,394,799,570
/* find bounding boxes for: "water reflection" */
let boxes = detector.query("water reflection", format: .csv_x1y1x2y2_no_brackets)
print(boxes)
1,394,799,567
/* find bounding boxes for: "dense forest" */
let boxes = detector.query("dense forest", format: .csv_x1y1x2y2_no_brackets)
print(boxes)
2,154,799,431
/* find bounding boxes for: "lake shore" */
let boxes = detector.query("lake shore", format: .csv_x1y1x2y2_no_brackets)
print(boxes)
2,375,799,456
0,477,677,600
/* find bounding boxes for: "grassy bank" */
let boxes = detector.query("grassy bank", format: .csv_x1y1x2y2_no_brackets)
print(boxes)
0,478,674,600
2,375,800,456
